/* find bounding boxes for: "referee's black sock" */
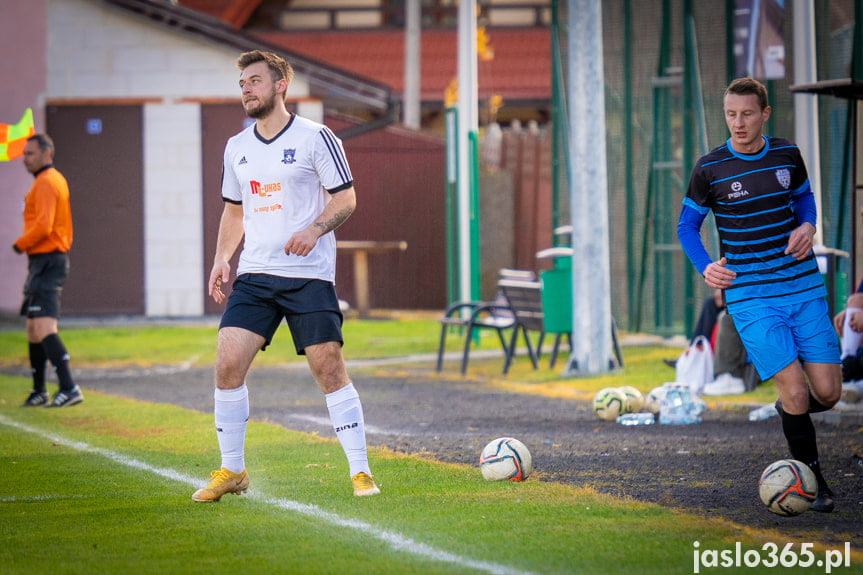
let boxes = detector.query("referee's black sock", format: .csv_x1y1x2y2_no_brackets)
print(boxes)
778,408,831,495
28,342,47,394
41,334,75,392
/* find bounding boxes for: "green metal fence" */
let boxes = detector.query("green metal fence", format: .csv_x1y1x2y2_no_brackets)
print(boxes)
551,0,857,337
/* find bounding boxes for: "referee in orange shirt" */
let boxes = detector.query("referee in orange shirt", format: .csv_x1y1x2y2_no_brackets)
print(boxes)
14,133,82,408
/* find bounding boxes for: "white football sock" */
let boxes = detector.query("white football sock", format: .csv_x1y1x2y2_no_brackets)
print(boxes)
841,307,863,359
325,383,370,477
214,384,249,474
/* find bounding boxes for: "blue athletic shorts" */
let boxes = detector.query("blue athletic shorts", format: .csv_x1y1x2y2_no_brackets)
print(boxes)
220,273,343,354
730,297,840,380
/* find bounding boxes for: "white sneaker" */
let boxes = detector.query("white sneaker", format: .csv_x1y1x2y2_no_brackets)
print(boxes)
701,373,745,396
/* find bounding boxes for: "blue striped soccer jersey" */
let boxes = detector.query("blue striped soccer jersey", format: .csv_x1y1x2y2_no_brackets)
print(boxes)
680,136,825,310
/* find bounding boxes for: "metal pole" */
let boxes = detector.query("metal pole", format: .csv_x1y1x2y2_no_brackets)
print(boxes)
623,0,635,329
746,0,761,77
403,0,421,129
565,0,612,374
726,0,735,83
793,0,822,244
853,0,863,285
551,0,562,240
457,0,478,304
683,0,695,338
445,107,459,305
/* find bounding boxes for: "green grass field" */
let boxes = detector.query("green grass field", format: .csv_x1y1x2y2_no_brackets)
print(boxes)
0,320,858,574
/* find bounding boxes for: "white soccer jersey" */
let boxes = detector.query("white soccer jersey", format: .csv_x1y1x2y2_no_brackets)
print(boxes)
221,115,354,282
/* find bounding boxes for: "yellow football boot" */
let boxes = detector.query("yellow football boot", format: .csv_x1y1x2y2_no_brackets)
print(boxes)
192,468,249,502
351,471,380,497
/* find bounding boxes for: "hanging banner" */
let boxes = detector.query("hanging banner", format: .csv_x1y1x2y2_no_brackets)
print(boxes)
733,0,785,80
0,108,35,161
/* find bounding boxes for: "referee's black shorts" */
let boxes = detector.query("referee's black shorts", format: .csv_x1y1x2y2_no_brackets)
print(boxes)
220,273,344,354
20,251,70,319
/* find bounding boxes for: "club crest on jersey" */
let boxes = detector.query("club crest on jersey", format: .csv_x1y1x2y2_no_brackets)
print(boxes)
775,168,791,189
282,149,296,164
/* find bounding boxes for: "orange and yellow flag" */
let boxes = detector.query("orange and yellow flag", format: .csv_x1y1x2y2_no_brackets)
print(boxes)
0,108,35,162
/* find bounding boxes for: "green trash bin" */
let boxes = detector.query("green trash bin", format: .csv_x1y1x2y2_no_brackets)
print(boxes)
538,248,572,335
815,247,850,317
821,271,847,311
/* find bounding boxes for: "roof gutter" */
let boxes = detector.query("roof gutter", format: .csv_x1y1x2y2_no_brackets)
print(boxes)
335,99,401,140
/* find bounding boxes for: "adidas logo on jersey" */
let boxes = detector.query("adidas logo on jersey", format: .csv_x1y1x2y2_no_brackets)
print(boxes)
239,156,248,165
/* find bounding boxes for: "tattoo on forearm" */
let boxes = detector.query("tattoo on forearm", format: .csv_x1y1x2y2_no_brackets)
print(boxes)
314,207,352,234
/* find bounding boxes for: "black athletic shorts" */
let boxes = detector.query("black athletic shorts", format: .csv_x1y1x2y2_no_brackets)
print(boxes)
20,251,70,319
219,273,344,354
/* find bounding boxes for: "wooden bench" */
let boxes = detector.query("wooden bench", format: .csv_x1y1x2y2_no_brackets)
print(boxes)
437,269,624,374
497,278,545,373
436,271,548,375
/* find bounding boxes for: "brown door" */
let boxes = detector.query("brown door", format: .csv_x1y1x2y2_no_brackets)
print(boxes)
201,103,248,316
46,104,144,316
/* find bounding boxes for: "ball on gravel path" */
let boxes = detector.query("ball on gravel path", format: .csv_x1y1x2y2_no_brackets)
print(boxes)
619,385,644,413
643,386,666,415
758,459,818,516
593,387,627,421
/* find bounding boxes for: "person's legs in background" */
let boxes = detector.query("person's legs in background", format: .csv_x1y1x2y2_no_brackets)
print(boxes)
836,293,863,404
702,311,760,395
665,290,724,369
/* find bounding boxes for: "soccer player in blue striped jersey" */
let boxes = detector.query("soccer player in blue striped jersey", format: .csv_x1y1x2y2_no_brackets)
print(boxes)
192,50,379,502
677,77,841,512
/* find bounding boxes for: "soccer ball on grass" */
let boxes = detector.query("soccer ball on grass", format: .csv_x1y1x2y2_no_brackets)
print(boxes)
758,459,818,516
479,437,533,481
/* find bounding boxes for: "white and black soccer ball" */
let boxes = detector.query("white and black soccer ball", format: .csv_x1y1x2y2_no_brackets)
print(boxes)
479,437,533,481
593,387,627,421
643,386,666,415
758,459,818,516
618,385,644,413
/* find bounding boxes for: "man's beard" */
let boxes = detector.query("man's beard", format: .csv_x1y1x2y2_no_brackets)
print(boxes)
244,90,278,119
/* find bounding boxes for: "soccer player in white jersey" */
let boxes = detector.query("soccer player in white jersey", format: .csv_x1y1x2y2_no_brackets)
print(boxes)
192,50,379,501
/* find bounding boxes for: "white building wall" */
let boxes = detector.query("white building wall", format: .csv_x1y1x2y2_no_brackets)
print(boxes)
46,0,243,101
143,104,204,316
43,0,314,316
0,0,47,316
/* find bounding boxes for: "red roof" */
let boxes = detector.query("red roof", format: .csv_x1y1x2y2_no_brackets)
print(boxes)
176,0,233,18
254,28,550,103
176,1,550,103
177,0,262,28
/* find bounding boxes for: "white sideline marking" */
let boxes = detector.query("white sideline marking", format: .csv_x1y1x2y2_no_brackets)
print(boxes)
0,494,94,502
0,414,530,575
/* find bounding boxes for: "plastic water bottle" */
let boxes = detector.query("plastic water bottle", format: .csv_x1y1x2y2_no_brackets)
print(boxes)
659,383,701,425
659,384,685,425
617,413,655,426
748,403,778,422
